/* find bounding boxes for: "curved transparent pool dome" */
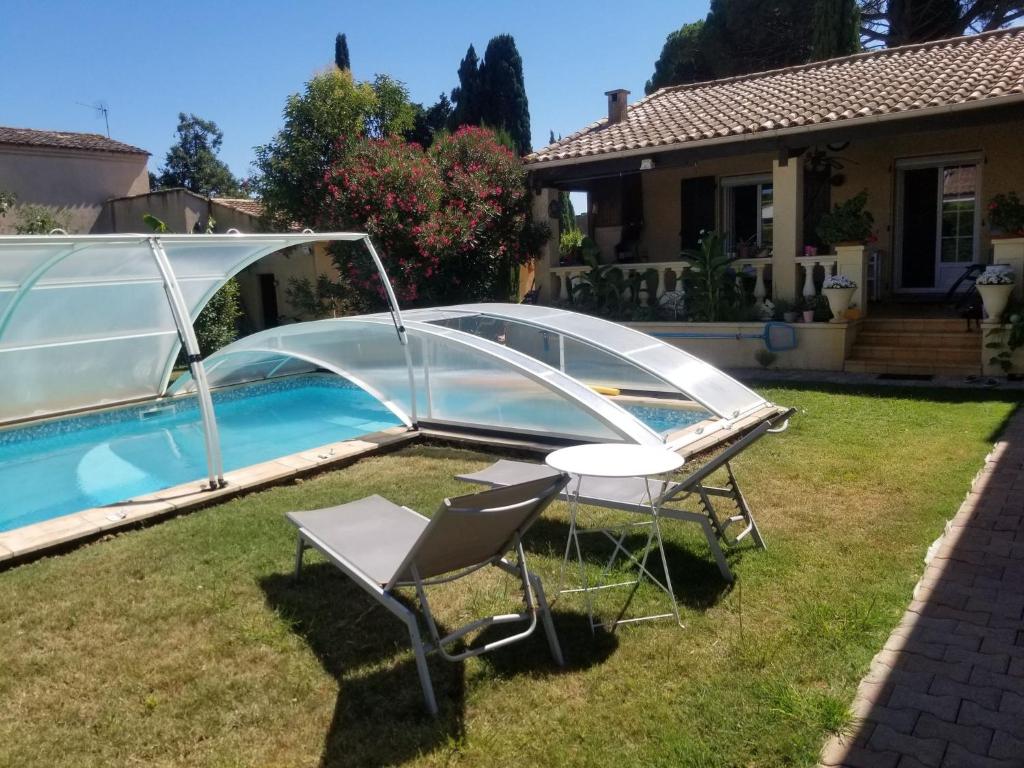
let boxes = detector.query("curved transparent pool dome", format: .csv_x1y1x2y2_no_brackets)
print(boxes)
0,233,369,425
396,304,770,421
172,317,666,447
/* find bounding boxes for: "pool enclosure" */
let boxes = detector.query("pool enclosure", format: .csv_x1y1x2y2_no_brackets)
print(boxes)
0,233,408,491
175,303,783,454
1,232,783,500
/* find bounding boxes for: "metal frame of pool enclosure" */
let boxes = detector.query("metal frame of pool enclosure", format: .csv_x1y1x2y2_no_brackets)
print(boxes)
0,233,784,503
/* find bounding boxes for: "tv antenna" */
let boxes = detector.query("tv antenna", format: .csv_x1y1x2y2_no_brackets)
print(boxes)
76,100,110,137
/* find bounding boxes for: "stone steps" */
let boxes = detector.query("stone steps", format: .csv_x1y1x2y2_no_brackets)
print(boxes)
846,318,982,376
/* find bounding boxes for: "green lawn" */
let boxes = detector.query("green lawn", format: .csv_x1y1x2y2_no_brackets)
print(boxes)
0,385,1017,768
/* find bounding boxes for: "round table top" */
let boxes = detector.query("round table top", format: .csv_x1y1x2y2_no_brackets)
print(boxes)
545,443,684,478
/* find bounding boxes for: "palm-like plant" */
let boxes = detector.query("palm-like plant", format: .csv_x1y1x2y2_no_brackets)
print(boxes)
681,231,739,321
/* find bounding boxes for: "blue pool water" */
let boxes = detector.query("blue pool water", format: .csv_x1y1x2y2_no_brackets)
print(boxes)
622,403,710,434
0,376,402,533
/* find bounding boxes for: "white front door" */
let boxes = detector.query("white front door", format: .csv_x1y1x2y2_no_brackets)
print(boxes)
895,157,981,292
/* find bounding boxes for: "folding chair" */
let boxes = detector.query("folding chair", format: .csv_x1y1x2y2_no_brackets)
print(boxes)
456,415,790,583
287,473,570,716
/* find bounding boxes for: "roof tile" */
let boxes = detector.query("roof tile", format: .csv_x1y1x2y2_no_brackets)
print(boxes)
526,29,1024,165
0,126,148,155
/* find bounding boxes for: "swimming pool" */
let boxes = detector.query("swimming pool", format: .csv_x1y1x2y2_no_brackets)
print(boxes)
621,402,710,434
0,375,402,533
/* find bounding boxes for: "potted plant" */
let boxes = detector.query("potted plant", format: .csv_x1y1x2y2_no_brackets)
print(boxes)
815,190,874,248
772,298,798,323
988,192,1024,237
822,274,857,322
976,268,1015,321
559,228,584,265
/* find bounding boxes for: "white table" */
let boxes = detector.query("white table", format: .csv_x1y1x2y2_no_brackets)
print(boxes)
546,443,685,631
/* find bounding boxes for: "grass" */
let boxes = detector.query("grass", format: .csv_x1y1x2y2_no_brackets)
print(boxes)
0,384,1017,768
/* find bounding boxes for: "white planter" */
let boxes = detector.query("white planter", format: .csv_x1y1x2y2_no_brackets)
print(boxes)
823,287,855,323
977,283,1014,321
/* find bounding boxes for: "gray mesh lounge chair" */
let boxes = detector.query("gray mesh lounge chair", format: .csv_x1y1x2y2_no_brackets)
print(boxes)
287,473,570,716
457,416,790,583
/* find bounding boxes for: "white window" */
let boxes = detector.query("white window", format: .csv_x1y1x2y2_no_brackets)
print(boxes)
721,175,773,256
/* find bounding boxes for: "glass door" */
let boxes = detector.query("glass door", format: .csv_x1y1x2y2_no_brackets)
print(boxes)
895,158,980,292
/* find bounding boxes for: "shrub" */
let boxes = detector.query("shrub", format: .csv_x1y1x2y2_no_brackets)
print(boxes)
988,192,1024,235
322,126,547,305
815,190,874,248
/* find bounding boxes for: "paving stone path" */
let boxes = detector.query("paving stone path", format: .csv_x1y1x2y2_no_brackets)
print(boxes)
821,407,1024,768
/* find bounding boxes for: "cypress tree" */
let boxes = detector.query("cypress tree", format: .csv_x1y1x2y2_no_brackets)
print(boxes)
477,35,531,155
334,33,350,71
450,44,481,128
811,0,860,60
549,131,576,233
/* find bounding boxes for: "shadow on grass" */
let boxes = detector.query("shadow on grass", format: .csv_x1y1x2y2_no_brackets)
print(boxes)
261,564,617,767
524,516,735,611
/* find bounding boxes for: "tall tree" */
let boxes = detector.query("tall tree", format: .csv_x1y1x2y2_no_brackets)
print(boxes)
254,70,376,228
646,3,813,92
449,44,482,128
549,131,576,233
859,0,1024,47
157,113,241,197
701,0,814,78
365,74,417,139
405,93,453,147
812,0,861,59
477,35,532,155
645,21,713,94
334,33,350,71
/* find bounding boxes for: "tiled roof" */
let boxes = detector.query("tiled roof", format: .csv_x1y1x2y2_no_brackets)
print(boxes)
526,28,1024,165
0,126,148,155
212,197,264,218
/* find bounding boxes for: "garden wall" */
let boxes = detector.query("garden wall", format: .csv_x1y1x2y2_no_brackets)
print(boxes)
627,320,853,371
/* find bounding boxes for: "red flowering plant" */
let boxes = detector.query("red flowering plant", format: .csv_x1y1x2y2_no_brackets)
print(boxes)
320,126,548,306
321,136,441,303
988,192,1024,236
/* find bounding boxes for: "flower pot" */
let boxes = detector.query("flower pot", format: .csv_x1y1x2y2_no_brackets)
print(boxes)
823,286,855,323
783,311,798,323
977,283,1014,321
802,310,815,323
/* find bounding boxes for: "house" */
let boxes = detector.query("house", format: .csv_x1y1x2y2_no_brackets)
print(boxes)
97,188,342,332
0,126,149,233
525,28,1024,375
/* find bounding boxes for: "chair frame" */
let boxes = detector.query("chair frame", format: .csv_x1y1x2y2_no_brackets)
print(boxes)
457,411,792,584
291,478,567,716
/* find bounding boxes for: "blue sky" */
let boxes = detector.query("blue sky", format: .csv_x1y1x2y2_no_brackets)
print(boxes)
1,0,709,181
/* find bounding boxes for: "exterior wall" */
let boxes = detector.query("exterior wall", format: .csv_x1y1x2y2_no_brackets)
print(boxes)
95,188,207,233
628,321,850,371
835,121,1024,295
234,243,342,331
640,152,777,260
0,145,149,234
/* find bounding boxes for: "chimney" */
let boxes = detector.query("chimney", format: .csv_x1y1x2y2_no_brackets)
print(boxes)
605,89,630,124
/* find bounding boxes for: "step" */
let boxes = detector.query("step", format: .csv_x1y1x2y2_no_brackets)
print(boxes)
858,318,977,334
848,344,981,366
844,359,982,377
854,330,982,350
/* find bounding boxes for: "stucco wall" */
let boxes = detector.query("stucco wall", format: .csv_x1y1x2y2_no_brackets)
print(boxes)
627,320,850,371
234,242,344,331
832,121,1024,291
640,152,777,261
0,145,149,234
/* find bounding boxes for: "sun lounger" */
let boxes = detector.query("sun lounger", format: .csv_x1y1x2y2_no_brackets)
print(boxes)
456,416,789,582
287,474,569,715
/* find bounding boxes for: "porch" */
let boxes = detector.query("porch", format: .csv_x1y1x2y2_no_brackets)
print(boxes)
528,120,1024,376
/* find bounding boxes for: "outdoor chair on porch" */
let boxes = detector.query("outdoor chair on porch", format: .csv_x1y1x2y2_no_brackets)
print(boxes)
287,474,570,716
456,418,788,583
